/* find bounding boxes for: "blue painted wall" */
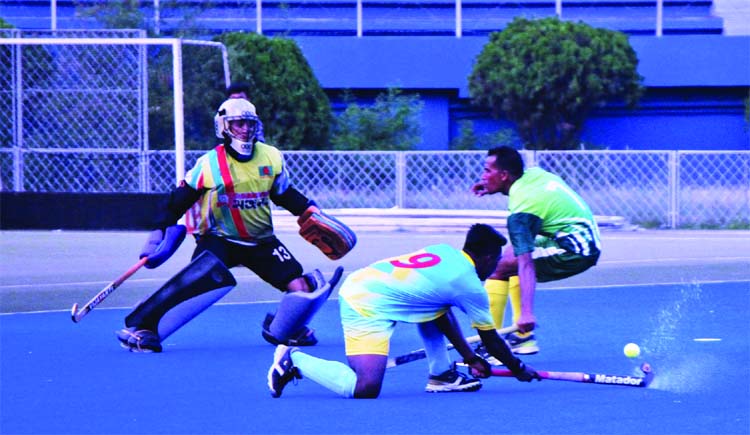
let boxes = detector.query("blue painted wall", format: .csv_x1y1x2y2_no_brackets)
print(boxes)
2,2,748,150
295,35,750,150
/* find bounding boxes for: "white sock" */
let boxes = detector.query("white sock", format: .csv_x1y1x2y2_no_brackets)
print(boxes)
417,321,452,375
291,351,357,398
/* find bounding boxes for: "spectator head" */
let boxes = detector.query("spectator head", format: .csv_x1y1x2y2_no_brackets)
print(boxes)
226,81,251,100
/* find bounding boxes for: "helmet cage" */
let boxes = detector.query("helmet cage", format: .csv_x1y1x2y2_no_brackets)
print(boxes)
214,99,259,142
223,115,258,142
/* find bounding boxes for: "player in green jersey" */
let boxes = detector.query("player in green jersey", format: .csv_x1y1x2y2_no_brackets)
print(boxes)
471,146,601,357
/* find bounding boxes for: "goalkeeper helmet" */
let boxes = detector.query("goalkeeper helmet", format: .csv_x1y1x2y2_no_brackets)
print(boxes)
214,98,259,156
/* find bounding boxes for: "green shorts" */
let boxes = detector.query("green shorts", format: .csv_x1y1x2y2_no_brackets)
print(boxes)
532,237,600,283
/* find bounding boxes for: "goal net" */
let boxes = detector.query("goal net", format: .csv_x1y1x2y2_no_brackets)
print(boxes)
0,29,229,193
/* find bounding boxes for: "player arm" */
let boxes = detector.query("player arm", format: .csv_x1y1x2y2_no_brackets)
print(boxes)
476,328,524,372
139,182,201,269
269,169,316,216
271,168,356,260
271,185,316,216
152,181,203,229
477,328,540,381
507,212,542,332
516,252,537,331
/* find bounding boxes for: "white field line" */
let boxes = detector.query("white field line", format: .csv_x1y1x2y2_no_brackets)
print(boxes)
3,254,749,291
1,278,748,317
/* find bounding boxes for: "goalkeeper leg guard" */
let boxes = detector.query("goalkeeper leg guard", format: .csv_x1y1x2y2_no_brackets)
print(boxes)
120,251,236,351
263,266,344,346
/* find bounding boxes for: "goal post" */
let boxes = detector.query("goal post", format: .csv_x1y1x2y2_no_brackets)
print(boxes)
0,36,230,191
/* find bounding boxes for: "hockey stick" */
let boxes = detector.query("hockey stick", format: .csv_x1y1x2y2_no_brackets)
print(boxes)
484,362,654,388
70,257,148,323
387,324,519,368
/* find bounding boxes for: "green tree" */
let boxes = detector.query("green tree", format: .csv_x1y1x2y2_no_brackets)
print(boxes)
450,120,517,150
68,4,332,151
74,0,144,29
218,32,333,150
469,17,644,150
147,44,227,151
74,0,215,37
331,89,423,151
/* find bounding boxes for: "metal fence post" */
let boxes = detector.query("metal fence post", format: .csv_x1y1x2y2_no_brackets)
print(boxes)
396,152,405,208
172,39,185,185
669,151,679,228
13,42,23,192
139,33,149,193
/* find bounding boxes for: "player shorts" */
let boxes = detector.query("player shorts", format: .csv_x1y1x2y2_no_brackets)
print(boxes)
192,234,303,290
532,236,600,283
339,297,395,356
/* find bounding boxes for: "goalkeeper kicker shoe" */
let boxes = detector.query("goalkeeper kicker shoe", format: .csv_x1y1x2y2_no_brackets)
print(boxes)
116,327,162,353
504,332,539,355
425,363,482,393
262,313,319,347
473,343,503,366
268,345,302,398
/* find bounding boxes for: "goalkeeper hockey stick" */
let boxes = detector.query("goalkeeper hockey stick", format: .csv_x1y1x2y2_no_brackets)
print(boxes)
485,362,654,388
386,324,519,368
70,257,148,323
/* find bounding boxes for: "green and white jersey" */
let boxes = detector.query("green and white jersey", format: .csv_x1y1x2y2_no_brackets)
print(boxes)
508,167,601,257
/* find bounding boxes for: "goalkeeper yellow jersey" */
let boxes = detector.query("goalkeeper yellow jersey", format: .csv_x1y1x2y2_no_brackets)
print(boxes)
339,243,496,330
184,142,287,242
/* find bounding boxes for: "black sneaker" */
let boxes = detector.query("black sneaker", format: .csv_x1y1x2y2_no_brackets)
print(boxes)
425,363,482,393
473,343,503,366
504,332,539,355
116,327,162,353
268,345,301,398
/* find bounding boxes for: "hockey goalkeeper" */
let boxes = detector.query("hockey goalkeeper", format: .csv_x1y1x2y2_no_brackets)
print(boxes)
115,98,356,353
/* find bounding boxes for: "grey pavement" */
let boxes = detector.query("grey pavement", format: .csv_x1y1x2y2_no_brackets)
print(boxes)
273,208,631,232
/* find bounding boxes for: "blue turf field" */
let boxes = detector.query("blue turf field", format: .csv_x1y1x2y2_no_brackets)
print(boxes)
1,230,749,435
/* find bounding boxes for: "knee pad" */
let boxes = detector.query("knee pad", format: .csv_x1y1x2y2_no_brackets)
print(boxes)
125,251,236,342
262,266,344,345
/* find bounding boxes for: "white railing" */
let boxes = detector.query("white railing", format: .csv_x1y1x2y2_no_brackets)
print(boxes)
2,149,747,229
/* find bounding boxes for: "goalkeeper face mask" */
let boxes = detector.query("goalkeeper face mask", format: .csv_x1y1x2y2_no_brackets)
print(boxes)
215,98,260,155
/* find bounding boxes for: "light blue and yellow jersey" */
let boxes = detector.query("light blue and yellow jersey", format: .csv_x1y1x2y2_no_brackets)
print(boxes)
339,243,496,331
184,142,290,242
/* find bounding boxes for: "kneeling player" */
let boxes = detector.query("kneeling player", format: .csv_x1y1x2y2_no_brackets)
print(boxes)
267,224,540,399
116,98,355,352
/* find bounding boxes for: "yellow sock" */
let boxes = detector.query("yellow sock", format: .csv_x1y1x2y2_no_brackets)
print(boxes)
484,279,509,328
508,276,531,338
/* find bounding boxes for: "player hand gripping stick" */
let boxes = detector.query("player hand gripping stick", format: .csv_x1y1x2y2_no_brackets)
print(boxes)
71,225,186,323
386,324,519,368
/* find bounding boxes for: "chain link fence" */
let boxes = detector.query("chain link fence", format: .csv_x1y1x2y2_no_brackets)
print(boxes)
4,137,748,230
0,30,228,192
135,149,750,229
2,33,748,229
